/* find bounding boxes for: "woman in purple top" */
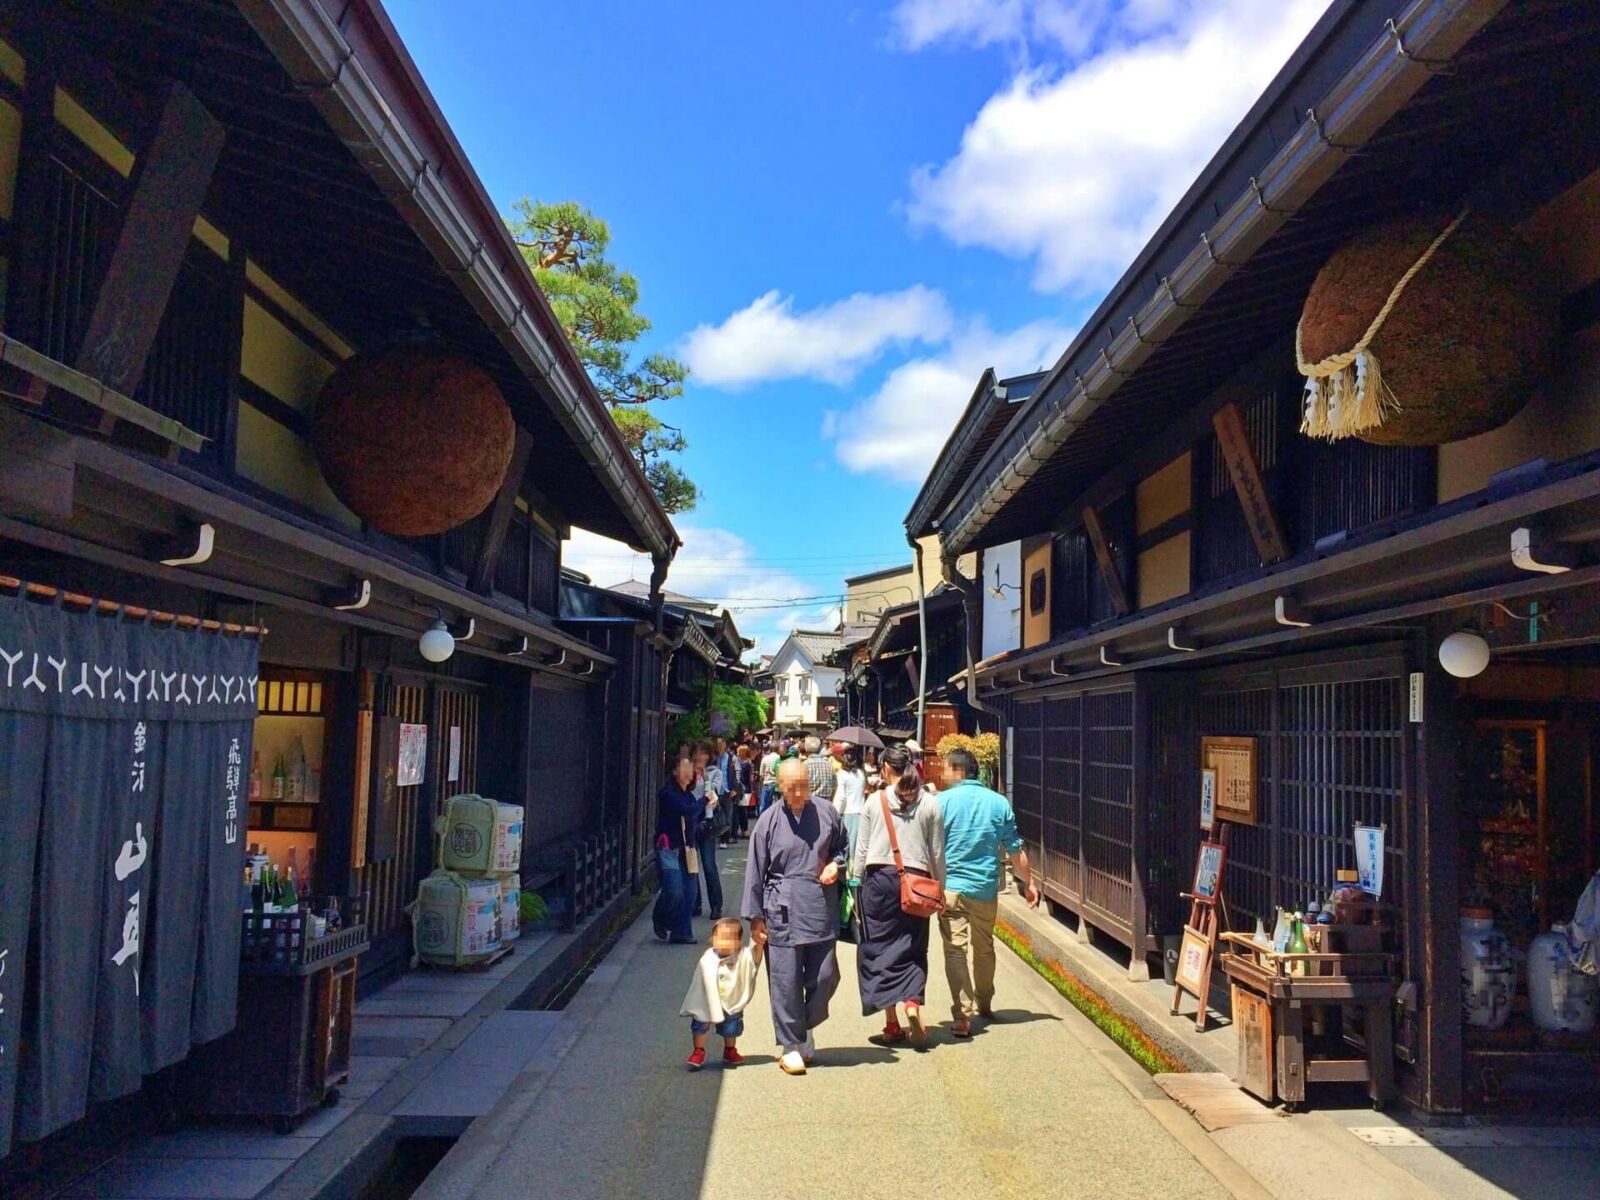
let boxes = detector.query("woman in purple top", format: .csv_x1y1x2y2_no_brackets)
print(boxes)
653,755,702,944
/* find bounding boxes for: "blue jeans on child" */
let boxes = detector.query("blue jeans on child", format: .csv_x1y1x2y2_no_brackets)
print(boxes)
690,1013,744,1038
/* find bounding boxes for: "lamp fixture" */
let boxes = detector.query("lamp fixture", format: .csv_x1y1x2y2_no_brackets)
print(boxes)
419,618,455,663
1438,630,1490,679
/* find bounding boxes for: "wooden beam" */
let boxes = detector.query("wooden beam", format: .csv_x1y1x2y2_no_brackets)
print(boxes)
469,426,534,595
1082,504,1132,615
74,81,224,399
1212,400,1289,566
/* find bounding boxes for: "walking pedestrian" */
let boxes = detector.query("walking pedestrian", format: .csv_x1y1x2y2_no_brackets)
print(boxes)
831,746,868,850
802,735,835,804
743,757,849,1075
758,741,780,814
853,745,945,1047
715,736,739,847
936,746,1040,1036
653,755,701,944
680,918,763,1070
690,741,726,919
733,744,756,838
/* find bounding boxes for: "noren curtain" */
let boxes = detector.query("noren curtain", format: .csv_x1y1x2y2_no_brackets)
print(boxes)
0,592,259,1156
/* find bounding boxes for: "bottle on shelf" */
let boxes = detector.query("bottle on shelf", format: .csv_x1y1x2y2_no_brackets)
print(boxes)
1288,912,1310,976
272,753,287,800
284,849,301,911
286,737,306,803
249,752,262,801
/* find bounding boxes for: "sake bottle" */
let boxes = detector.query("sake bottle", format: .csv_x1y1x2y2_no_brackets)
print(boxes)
1288,913,1310,977
272,753,286,799
249,751,262,801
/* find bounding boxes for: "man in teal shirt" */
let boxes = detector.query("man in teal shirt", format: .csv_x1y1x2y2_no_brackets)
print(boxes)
937,747,1039,1036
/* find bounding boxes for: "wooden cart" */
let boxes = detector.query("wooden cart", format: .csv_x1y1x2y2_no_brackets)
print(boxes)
1221,929,1397,1110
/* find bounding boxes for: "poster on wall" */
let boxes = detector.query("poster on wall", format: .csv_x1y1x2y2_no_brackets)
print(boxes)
1201,736,1258,826
1199,768,1217,831
447,725,461,784
398,722,427,787
1355,823,1386,897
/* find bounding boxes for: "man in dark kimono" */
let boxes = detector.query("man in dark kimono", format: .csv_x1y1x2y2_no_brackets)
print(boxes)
743,757,849,1075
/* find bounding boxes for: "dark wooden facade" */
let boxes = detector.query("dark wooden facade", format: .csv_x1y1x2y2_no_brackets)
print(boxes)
914,3,1600,1113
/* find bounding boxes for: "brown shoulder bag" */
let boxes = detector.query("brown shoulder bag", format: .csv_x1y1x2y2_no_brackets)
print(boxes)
880,793,943,919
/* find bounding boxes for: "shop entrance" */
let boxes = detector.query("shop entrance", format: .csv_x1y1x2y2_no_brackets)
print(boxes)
1457,657,1600,1108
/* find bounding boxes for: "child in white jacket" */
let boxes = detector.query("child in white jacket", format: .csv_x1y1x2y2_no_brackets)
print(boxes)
679,918,763,1069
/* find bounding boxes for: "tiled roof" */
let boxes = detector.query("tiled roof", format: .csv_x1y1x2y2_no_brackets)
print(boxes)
791,629,843,661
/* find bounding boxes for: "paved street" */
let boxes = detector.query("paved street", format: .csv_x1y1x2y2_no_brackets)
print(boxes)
417,860,1241,1200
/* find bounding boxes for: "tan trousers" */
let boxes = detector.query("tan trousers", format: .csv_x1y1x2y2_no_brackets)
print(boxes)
939,891,999,1020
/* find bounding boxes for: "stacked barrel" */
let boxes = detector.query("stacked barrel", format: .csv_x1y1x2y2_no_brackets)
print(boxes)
412,794,525,967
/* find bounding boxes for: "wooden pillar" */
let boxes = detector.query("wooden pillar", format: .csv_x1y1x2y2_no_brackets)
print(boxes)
1128,678,1152,981
4,58,56,353
1415,625,1465,1113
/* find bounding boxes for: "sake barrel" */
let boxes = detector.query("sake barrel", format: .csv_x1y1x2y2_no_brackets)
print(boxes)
438,795,524,875
491,803,524,875
1528,925,1599,1034
413,870,502,967
499,876,521,943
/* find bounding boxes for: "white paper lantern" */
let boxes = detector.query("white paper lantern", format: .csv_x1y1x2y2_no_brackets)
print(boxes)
1439,631,1490,679
419,619,456,663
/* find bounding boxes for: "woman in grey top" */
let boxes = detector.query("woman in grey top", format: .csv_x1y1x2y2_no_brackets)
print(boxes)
853,745,945,1045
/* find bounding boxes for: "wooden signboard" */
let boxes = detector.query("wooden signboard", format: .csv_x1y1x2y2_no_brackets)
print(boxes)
1212,400,1288,566
1202,735,1258,826
370,715,401,862
1232,984,1275,1101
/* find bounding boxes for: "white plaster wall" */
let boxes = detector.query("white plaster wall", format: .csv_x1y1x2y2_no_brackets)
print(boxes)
981,541,1023,661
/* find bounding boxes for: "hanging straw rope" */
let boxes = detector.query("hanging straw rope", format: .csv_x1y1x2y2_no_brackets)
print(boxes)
1297,208,1470,440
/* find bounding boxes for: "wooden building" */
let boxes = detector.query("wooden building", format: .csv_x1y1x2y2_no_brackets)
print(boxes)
916,0,1600,1114
0,0,677,1165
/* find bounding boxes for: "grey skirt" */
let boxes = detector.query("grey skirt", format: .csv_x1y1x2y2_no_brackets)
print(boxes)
856,865,930,1013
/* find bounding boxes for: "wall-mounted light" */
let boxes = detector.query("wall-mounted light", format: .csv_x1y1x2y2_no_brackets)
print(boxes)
419,618,455,663
1438,630,1490,679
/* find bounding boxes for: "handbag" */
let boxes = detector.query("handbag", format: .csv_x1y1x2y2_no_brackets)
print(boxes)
682,817,701,876
880,793,943,919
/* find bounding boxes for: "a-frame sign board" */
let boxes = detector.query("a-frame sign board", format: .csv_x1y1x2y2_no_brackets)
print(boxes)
1171,821,1230,1032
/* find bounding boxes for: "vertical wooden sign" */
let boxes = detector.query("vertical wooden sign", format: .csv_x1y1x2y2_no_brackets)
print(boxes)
369,715,401,862
1081,505,1132,615
1212,400,1288,566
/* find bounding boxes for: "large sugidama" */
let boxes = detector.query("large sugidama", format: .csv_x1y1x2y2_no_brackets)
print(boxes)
311,347,517,536
1296,212,1560,445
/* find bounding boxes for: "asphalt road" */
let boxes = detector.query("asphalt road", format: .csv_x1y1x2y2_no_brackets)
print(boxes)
417,856,1239,1200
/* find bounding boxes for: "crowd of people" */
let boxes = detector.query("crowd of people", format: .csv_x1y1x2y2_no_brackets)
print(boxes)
657,732,1042,1075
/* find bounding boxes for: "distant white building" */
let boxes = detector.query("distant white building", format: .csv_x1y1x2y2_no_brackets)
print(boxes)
767,629,843,728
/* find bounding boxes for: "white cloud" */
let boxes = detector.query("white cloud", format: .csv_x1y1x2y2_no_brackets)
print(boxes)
905,0,1326,293
562,526,836,657
681,285,954,388
825,317,1070,482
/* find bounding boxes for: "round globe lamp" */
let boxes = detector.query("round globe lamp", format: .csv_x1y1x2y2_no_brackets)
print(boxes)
419,619,456,664
1438,631,1490,679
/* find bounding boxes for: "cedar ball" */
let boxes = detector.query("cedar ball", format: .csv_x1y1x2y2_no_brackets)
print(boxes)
1298,213,1559,446
311,348,517,536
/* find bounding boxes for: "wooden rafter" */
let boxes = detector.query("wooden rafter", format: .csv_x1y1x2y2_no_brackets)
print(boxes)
468,426,534,596
1082,505,1132,616
75,81,225,402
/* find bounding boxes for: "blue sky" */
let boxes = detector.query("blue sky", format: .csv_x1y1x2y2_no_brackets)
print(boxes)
387,0,1325,653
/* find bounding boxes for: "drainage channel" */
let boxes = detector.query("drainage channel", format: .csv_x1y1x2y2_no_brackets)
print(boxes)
356,1136,457,1200
509,892,647,1011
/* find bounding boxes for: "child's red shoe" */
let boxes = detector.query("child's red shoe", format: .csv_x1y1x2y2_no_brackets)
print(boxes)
722,1047,745,1067
686,1048,706,1071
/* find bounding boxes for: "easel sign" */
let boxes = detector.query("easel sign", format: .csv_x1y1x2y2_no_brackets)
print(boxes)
1172,821,1232,1031
1193,839,1227,903
1175,925,1212,995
